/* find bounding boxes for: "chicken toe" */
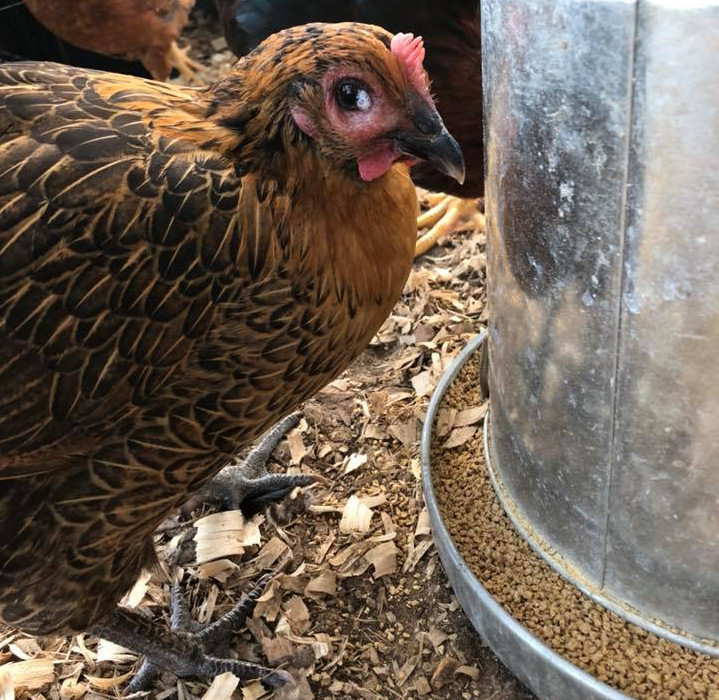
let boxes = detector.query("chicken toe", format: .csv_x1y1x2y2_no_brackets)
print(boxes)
168,40,206,84
180,413,314,519
92,574,292,693
415,194,485,258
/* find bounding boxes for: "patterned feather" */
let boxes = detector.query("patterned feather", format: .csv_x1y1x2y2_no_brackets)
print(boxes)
0,23,418,636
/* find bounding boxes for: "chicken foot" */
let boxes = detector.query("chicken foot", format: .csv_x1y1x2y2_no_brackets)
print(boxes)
92,573,292,693
110,416,309,691
169,41,205,84
415,194,485,258
180,412,314,519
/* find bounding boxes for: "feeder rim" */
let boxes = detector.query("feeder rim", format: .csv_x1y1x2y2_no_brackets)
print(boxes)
420,330,629,700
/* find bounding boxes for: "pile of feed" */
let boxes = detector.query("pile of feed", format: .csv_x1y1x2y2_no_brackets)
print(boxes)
430,354,719,700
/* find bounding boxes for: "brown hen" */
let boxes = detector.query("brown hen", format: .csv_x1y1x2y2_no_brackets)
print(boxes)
215,0,485,254
22,0,201,82
0,22,463,689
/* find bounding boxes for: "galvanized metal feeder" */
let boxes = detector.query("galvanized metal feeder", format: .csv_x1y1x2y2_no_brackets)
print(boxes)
422,0,719,697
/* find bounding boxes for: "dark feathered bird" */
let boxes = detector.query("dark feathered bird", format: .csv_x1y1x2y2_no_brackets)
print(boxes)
0,22,463,687
214,0,485,254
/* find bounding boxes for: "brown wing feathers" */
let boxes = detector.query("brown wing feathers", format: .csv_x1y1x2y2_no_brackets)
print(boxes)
0,24,418,636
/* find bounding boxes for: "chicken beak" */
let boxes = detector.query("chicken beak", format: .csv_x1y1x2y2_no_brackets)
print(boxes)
395,117,466,185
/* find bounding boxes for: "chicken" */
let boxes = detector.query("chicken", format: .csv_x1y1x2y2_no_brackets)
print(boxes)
0,22,463,689
214,0,485,255
22,0,202,82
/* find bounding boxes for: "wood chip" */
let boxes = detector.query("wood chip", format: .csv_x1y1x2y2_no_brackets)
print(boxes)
329,539,373,568
7,645,30,662
195,511,257,564
339,495,373,534
342,453,367,475
201,672,239,700
95,639,136,663
283,596,310,635
243,537,290,577
314,531,336,565
402,539,433,573
2,658,54,691
120,570,151,608
360,494,387,509
380,511,397,536
274,675,314,700
455,403,488,427
362,424,384,440
241,680,267,699
388,419,418,448
246,617,272,646
415,508,431,538
0,667,12,700
410,370,434,398
305,571,337,598
368,389,390,414
456,664,481,681
86,669,134,690
443,425,477,449
318,442,334,459
325,636,348,672
414,676,432,695
410,457,421,480
8,638,40,659
307,504,343,515
277,571,308,594
71,635,95,664
261,637,294,666
364,541,398,579
427,627,449,651
254,579,283,622
435,408,458,438
312,635,333,660
197,584,220,625
197,558,240,583
287,428,308,465
430,657,462,689
396,648,421,687
59,677,86,699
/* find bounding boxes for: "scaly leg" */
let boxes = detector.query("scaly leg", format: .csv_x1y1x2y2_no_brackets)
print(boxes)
180,413,314,519
415,194,485,258
93,574,292,693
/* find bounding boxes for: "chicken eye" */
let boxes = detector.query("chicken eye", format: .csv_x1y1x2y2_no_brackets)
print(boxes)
335,80,372,112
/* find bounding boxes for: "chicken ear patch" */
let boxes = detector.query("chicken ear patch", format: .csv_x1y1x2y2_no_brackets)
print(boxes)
391,33,429,98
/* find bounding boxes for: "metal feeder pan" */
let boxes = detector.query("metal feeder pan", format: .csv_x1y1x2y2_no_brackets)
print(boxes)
420,332,630,700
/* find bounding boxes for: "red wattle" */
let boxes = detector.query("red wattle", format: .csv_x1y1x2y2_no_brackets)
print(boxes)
357,149,397,181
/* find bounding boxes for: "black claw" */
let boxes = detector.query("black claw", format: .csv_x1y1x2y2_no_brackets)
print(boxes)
125,658,160,694
239,474,315,516
261,669,295,689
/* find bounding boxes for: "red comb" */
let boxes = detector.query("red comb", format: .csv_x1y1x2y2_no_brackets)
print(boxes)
391,32,428,96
